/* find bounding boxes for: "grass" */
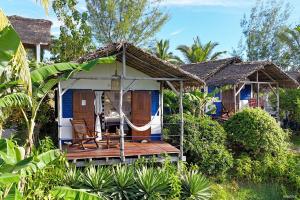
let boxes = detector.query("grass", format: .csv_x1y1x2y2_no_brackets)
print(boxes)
291,135,300,148
212,182,291,200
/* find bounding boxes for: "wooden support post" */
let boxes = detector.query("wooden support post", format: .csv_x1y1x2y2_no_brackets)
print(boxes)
58,82,62,150
257,83,260,107
179,81,184,161
120,45,126,162
36,43,41,63
233,84,237,113
160,81,164,141
276,83,280,121
256,71,259,107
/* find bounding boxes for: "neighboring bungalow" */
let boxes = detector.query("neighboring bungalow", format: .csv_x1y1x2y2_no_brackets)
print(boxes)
8,15,52,62
57,42,204,166
181,58,299,120
287,71,300,84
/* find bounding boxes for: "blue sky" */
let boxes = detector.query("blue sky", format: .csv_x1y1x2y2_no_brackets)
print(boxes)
1,0,300,57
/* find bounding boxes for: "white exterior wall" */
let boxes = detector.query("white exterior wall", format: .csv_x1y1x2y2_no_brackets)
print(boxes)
59,62,161,141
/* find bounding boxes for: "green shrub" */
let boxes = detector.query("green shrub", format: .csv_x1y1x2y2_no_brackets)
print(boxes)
224,108,289,158
164,114,233,179
224,108,300,192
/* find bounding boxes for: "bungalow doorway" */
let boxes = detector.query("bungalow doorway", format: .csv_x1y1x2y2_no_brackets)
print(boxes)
131,91,151,141
73,90,95,132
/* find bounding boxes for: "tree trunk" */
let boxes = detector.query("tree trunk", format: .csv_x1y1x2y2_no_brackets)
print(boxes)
25,119,35,155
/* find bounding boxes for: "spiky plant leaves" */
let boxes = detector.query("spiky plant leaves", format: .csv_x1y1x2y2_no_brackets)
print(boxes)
80,165,113,197
111,165,136,200
51,186,102,200
64,166,82,188
181,170,212,200
135,167,170,200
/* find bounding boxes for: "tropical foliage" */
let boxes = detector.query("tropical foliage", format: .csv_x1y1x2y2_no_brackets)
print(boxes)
278,25,300,70
164,114,233,179
163,89,217,117
237,0,292,69
224,108,300,192
177,36,226,64
151,39,182,64
51,0,94,62
86,0,169,46
0,138,61,199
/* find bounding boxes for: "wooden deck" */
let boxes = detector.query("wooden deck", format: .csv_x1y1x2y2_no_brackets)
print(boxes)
63,141,180,166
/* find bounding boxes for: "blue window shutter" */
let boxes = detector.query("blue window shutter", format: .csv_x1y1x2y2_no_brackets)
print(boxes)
151,90,159,115
62,89,73,118
240,85,251,100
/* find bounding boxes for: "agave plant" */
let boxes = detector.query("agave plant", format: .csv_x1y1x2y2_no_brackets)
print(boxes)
111,165,136,200
181,170,212,200
63,166,82,188
80,165,113,197
135,167,170,200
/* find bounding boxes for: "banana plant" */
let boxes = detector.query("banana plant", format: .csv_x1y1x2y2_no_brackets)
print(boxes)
21,57,114,155
0,80,31,137
0,138,60,199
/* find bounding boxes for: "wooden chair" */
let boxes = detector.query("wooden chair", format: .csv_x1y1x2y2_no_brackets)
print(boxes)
70,119,99,149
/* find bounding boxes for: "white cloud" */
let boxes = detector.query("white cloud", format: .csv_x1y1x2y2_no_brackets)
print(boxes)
162,0,254,7
170,28,184,36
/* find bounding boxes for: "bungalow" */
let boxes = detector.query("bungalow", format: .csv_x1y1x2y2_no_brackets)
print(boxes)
181,58,299,119
8,15,52,62
57,42,203,166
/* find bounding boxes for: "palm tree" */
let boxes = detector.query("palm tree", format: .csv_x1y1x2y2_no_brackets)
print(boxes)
278,25,300,69
153,39,182,64
177,36,226,64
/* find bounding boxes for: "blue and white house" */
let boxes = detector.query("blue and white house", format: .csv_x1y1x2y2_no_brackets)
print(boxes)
182,58,299,119
57,43,203,164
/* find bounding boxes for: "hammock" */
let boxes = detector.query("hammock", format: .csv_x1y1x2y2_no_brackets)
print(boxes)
121,104,160,132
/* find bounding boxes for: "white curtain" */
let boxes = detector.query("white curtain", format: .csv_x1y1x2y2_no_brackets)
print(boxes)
95,91,103,140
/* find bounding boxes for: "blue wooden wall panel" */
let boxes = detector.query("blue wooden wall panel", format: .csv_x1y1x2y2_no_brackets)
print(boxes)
151,90,159,116
62,89,73,118
240,85,251,100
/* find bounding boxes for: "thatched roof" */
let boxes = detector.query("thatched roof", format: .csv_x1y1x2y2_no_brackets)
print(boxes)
181,58,299,88
77,42,204,87
287,71,300,84
8,15,52,46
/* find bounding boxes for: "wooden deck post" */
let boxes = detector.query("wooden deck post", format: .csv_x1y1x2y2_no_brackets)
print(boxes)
233,84,237,113
179,81,184,161
120,45,126,162
276,83,280,121
36,43,41,63
160,81,164,141
257,71,260,107
58,82,62,150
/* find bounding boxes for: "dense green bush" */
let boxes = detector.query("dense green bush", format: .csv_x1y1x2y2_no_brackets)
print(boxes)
270,88,300,127
164,114,233,179
224,108,289,158
224,108,300,192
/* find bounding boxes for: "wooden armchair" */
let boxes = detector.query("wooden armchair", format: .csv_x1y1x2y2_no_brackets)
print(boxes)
70,119,99,149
